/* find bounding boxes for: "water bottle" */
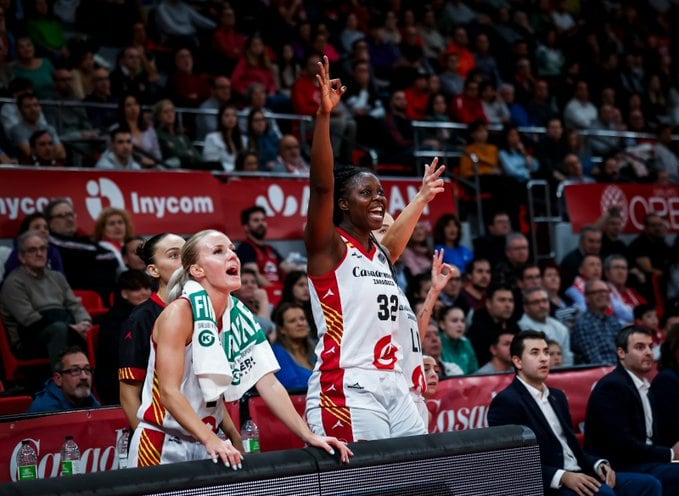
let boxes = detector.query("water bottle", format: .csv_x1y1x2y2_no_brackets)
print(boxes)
117,429,130,469
240,419,260,453
16,440,38,481
60,436,81,476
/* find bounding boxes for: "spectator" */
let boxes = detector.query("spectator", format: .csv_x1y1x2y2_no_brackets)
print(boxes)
211,5,246,75
45,198,119,301
154,98,201,169
571,279,621,365
270,302,315,390
128,22,161,87
650,324,679,447
499,125,540,183
421,321,462,378
239,83,283,139
2,212,63,282
560,153,595,186
534,117,570,183
95,270,152,405
589,104,622,157
10,37,55,98
92,207,135,273
233,267,274,337
26,0,68,60
474,330,514,375
235,150,262,172
273,43,301,99
433,213,473,273
383,89,415,168
95,126,142,170
460,257,492,311
166,47,211,108
467,284,520,365
499,84,530,127
44,67,98,142
83,67,118,133
278,270,315,341
605,255,646,326
271,134,309,175
473,211,512,266
28,346,100,413
230,34,278,104
439,53,464,98
653,125,679,183
365,18,401,85
480,81,509,125
451,78,485,124
445,26,476,79
0,78,48,137
109,46,157,104
114,93,161,167
20,129,63,166
195,76,233,140
542,262,579,330
400,220,433,280
340,13,365,54
8,93,65,161
559,225,602,289
122,236,146,272
236,206,288,287
0,231,91,364
403,73,431,121
344,60,386,149
598,208,629,261
202,104,247,172
518,286,574,365
628,213,672,289
246,109,280,171
418,8,446,70
526,79,559,127
585,326,679,493
493,232,531,290
154,0,215,48
439,305,478,375
69,43,96,101
473,33,502,86
547,340,564,368
488,330,661,496
566,254,603,312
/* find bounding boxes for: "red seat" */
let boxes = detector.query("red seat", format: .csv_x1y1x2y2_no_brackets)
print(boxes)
0,395,32,415
73,290,108,319
247,394,306,451
86,324,101,369
0,320,50,382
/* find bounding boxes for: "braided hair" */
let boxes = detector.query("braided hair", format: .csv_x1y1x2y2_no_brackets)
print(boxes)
332,165,375,226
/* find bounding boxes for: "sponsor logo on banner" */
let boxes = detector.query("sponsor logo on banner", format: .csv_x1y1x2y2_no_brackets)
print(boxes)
256,184,302,217
600,185,629,228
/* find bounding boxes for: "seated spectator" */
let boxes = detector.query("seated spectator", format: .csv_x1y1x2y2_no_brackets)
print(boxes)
1,78,48,137
585,326,679,493
230,34,279,103
92,207,135,273
526,80,559,127
472,211,511,266
499,125,539,183
95,270,152,405
598,208,629,261
560,226,602,289
467,284,520,365
202,104,247,172
566,254,603,313
460,258,491,311
83,68,118,133
493,233,531,291
653,125,679,184
0,231,91,363
572,279,621,364
439,305,478,375
113,93,161,167
445,26,476,79
605,255,646,326
547,339,564,368
128,22,162,87
566,129,595,179
271,134,309,175
166,47,211,108
153,99,201,169
28,346,100,413
26,0,68,60
480,81,509,125
340,13,365,55
474,330,514,375
109,46,158,104
451,78,485,124
122,236,147,272
234,151,261,172
154,0,216,49
246,109,279,171
541,262,579,330
69,42,96,101
421,321,462,378
211,5,246,75
270,303,315,390
2,212,63,282
278,270,315,340
8,93,65,161
439,53,464,98
233,267,274,337
499,84,530,127
382,89,415,168
195,76,233,140
433,213,472,273
518,286,573,365
628,213,672,293
10,37,55,99
564,80,598,130
534,117,569,183
20,129,64,166
239,83,283,138
273,43,301,99
45,198,119,302
344,60,386,148
404,72,431,122
559,153,595,187
650,324,679,447
95,126,142,170
589,104,623,157
400,220,433,281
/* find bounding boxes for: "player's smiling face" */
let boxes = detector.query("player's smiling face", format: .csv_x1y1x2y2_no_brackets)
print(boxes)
342,173,386,231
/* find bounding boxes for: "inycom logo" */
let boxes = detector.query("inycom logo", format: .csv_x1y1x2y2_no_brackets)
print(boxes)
256,184,300,217
85,178,125,219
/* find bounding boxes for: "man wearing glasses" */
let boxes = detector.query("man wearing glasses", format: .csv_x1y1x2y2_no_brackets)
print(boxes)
28,346,100,413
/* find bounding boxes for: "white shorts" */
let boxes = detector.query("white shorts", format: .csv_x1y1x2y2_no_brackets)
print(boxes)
306,370,427,442
127,424,210,467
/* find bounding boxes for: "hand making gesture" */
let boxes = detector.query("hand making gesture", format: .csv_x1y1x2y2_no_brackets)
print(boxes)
316,55,346,115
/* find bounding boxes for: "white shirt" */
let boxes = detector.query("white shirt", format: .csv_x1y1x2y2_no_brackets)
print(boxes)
518,314,574,365
517,376,580,488
624,368,653,444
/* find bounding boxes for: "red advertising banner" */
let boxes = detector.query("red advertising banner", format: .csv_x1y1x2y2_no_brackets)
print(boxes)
0,367,611,483
564,183,679,233
0,168,225,238
0,168,456,241
220,176,456,241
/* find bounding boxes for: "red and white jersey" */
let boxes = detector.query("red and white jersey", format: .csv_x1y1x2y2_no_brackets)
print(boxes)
137,329,225,438
307,229,405,410
396,293,426,394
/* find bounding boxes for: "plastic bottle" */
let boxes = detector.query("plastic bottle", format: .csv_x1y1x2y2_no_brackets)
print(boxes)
16,440,38,481
240,419,260,453
117,429,130,469
60,436,81,476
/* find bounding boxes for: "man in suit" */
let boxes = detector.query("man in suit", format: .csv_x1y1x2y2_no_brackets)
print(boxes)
585,326,679,495
489,330,661,496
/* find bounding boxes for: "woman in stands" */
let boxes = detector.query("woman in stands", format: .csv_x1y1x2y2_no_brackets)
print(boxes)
304,56,431,441
271,302,316,390
202,104,247,172
115,93,161,167
279,270,316,340
154,99,201,169
118,233,185,429
541,261,579,330
127,230,351,467
92,207,135,273
433,213,473,273
245,109,278,170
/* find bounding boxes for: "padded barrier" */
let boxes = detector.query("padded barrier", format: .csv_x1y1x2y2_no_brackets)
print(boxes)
1,425,542,496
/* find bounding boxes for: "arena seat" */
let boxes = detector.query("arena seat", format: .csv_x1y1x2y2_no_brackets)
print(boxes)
0,395,32,416
86,324,101,370
73,290,108,319
0,319,50,383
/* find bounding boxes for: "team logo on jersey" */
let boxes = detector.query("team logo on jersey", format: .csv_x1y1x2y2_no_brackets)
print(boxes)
198,330,216,347
202,416,218,432
373,335,398,369
412,365,426,393
322,288,335,299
